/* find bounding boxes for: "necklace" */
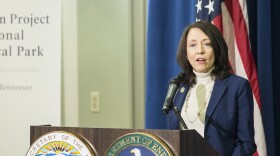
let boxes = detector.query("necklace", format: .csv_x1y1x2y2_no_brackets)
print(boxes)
184,86,213,123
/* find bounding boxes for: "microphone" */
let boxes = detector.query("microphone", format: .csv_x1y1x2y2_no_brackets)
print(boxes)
162,72,185,115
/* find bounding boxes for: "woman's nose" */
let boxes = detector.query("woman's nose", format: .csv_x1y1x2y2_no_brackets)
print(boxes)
196,45,205,54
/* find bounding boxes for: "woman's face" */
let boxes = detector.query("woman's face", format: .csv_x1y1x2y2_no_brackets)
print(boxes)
186,27,215,73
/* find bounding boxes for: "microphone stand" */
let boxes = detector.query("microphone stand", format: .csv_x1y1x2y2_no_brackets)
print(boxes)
173,105,188,130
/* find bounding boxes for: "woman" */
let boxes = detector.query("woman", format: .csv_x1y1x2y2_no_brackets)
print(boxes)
166,21,256,156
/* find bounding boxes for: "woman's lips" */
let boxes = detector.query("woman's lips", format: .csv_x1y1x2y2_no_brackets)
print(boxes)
196,58,206,63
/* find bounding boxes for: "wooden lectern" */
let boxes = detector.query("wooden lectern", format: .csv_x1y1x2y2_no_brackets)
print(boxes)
29,126,220,155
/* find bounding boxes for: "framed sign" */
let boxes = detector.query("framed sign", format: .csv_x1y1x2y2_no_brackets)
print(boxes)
0,0,61,155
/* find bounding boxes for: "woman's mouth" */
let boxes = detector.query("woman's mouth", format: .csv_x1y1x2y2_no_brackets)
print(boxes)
196,58,206,63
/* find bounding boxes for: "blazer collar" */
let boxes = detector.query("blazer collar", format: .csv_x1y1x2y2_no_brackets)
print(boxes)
173,83,189,111
205,78,228,126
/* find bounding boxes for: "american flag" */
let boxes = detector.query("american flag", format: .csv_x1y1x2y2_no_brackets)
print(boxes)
195,0,267,155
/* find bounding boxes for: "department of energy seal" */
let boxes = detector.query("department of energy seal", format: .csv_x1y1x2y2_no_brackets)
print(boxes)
26,131,97,156
105,132,174,156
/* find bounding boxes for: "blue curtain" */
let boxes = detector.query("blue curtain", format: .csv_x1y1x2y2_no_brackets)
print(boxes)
146,0,280,155
146,0,196,129
271,1,280,155
247,0,279,155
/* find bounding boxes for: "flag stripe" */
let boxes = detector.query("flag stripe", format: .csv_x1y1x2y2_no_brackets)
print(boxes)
224,0,261,107
212,14,223,32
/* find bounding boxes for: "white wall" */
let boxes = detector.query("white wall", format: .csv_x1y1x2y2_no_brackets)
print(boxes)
62,0,79,127
62,0,146,128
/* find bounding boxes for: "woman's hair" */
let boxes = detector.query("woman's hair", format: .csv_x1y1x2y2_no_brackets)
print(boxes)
177,20,231,86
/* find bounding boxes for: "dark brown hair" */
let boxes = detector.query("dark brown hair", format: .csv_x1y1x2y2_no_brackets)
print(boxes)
177,21,231,86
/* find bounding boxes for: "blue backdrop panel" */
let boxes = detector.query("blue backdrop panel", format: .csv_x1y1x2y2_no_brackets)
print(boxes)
146,0,196,129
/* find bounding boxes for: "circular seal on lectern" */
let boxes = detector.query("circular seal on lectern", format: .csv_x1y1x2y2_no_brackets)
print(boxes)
105,132,174,156
26,131,97,156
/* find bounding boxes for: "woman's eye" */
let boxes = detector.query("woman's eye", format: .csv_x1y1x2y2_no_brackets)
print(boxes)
189,44,196,47
203,42,212,47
